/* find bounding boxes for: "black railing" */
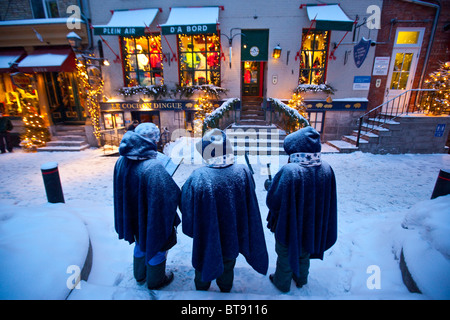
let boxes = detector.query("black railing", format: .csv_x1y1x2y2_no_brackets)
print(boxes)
356,89,437,147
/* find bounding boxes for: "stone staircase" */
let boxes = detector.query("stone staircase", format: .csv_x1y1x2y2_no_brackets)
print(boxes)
227,124,287,156
238,97,267,126
326,113,450,154
38,124,90,152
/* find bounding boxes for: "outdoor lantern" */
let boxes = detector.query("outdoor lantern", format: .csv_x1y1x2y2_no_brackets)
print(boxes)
66,32,82,51
272,44,282,59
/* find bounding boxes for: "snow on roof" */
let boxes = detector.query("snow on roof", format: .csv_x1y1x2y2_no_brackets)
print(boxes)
161,7,219,27
0,55,21,69
0,18,84,26
95,8,159,28
18,53,68,68
306,4,352,23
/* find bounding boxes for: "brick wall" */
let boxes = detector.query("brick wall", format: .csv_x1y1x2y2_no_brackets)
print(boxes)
0,0,79,20
368,0,450,111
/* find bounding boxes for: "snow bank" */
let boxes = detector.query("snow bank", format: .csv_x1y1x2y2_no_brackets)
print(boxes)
0,202,89,300
401,195,450,299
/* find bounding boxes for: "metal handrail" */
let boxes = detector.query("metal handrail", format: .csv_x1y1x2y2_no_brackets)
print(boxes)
356,89,437,147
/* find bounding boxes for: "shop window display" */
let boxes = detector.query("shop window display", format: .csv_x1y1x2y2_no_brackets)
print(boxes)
0,73,39,117
122,35,163,87
178,34,220,86
299,30,329,85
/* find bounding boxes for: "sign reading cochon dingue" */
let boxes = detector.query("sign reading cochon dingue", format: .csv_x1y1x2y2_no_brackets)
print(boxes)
100,100,199,111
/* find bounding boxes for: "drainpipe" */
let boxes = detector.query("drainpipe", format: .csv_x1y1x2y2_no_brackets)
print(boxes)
400,0,441,89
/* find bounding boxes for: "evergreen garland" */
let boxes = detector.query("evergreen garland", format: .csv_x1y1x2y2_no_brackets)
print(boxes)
118,84,169,100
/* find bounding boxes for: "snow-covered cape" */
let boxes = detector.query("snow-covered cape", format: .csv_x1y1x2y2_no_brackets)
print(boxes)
114,131,181,262
180,129,269,283
266,127,338,277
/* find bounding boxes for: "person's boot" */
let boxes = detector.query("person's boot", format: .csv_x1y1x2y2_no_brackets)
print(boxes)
146,260,174,290
133,256,146,284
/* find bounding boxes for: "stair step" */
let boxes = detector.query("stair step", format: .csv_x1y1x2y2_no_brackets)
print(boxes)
37,144,90,152
46,140,87,147
51,135,87,142
343,135,368,144
326,140,359,153
238,119,268,126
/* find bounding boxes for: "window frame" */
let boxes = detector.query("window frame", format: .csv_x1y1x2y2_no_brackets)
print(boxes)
177,33,221,87
298,29,330,85
30,0,60,19
121,34,164,87
307,111,325,133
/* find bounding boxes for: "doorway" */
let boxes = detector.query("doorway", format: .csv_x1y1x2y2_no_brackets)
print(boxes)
384,28,424,114
242,61,265,97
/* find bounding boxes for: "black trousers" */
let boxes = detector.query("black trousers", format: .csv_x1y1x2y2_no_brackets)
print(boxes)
194,258,236,292
0,132,13,152
273,241,310,292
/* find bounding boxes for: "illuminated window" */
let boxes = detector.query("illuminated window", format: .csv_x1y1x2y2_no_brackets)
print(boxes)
390,53,413,90
299,30,329,85
396,31,420,45
122,35,163,87
178,34,220,86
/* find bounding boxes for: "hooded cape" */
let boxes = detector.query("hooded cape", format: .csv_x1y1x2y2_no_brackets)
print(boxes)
266,161,337,277
114,131,181,262
180,163,269,282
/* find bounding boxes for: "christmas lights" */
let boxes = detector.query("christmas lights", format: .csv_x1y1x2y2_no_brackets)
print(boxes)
422,61,450,115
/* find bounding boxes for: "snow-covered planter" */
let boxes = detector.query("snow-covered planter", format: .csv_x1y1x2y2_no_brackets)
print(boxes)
294,83,336,95
173,84,228,99
118,84,169,99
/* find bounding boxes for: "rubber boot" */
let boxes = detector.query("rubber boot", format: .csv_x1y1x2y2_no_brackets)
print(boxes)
146,260,174,290
133,256,146,284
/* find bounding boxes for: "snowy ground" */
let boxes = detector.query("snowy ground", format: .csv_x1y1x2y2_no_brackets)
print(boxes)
0,144,449,300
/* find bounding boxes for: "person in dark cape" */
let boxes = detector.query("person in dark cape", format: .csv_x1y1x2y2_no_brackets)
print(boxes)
114,122,181,290
180,128,268,292
266,126,337,292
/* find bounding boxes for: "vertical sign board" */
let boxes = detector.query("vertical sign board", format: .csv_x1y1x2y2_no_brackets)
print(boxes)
434,124,446,138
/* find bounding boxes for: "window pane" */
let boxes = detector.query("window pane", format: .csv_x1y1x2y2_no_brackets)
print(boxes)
122,35,163,87
396,31,419,45
299,30,328,85
178,34,220,86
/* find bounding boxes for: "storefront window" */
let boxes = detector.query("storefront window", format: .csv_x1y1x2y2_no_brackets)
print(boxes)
0,73,39,117
122,34,163,87
178,34,220,86
299,30,329,85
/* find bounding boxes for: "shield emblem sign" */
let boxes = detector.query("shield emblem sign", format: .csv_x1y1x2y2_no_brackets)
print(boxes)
353,37,372,68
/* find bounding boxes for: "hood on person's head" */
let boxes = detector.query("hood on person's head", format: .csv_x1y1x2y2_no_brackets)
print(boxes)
119,123,160,160
283,126,321,155
196,128,234,164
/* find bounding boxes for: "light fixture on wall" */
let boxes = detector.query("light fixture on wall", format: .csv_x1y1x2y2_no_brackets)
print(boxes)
272,44,282,59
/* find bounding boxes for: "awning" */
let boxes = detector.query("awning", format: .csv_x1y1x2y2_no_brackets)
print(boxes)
160,7,220,35
306,4,354,31
93,8,159,36
17,47,76,73
0,49,26,72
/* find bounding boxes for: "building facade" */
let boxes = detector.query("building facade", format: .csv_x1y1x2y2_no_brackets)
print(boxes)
0,0,91,146
91,0,383,141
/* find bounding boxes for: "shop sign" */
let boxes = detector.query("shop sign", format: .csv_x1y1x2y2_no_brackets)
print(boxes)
94,27,145,36
353,37,372,68
11,72,32,89
100,100,198,111
353,76,371,90
304,100,368,111
161,24,217,35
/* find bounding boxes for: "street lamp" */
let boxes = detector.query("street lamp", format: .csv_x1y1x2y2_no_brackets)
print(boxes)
272,44,282,59
66,31,83,51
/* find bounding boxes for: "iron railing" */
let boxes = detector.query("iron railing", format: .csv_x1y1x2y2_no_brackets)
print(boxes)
356,89,437,147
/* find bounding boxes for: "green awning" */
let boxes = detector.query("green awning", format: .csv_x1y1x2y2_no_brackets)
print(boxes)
306,4,354,31
160,7,219,35
93,8,159,36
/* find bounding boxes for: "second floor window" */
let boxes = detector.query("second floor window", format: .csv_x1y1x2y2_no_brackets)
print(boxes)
30,0,60,19
299,30,329,85
178,34,220,86
122,35,163,87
